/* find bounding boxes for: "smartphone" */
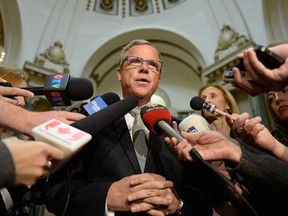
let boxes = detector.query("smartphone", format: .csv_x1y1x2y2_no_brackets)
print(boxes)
223,45,285,82
0,82,12,87
0,82,14,98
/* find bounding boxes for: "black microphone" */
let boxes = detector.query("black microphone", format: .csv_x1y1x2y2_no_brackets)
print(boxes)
65,92,120,115
23,74,93,106
71,95,137,136
190,96,236,120
80,92,120,115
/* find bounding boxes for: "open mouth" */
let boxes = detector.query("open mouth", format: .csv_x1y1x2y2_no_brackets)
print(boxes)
136,77,149,83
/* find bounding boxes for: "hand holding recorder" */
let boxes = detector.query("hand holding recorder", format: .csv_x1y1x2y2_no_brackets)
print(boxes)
223,44,288,96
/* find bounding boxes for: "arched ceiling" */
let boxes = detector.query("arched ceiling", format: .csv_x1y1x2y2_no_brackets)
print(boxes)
89,0,186,17
82,28,204,93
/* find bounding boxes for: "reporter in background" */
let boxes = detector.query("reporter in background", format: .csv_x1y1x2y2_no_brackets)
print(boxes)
165,130,288,215
231,43,288,96
198,84,239,137
230,85,288,162
267,85,288,147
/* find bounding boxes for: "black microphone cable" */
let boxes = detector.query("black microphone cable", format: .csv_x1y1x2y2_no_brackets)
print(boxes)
61,169,71,216
189,146,259,216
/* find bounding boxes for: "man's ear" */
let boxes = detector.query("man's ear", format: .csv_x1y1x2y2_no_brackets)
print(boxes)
116,69,121,82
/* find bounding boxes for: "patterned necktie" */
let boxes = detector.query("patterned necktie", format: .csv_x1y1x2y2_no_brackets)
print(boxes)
130,108,148,172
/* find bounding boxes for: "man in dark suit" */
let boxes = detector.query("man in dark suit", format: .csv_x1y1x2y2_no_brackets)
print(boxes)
45,39,212,216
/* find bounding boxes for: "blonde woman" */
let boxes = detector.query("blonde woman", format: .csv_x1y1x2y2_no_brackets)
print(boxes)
198,84,239,137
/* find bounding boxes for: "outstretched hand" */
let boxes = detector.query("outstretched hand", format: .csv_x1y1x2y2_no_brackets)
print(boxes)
231,46,288,95
231,112,287,161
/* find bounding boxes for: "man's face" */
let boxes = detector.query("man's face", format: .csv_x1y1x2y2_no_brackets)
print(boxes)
117,44,161,105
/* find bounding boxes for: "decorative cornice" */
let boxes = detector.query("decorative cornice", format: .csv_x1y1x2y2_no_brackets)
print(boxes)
214,25,250,61
202,42,255,88
34,41,70,74
86,0,92,11
201,25,254,89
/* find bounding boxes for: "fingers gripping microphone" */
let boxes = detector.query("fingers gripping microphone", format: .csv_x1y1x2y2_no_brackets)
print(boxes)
140,104,203,161
23,74,94,106
190,96,236,121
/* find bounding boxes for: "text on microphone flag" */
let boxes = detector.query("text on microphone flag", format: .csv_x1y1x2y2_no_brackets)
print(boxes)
33,119,92,149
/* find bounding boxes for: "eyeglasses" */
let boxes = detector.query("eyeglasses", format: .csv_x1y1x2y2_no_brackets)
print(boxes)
119,56,163,73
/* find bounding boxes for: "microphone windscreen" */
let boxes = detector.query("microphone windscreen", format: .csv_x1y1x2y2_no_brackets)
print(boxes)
99,92,120,105
71,96,138,136
141,105,172,136
190,96,205,110
179,114,210,133
68,78,94,101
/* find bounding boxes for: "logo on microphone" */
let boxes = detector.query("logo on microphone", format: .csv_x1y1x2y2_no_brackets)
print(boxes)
43,74,70,106
187,126,198,133
83,96,108,115
50,74,64,89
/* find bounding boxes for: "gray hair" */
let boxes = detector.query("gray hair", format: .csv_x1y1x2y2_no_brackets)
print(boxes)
118,39,162,68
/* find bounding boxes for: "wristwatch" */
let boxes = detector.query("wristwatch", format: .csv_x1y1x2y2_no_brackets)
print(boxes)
176,198,184,215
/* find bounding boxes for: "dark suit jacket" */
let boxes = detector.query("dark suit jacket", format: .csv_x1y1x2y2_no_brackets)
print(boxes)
46,117,212,216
